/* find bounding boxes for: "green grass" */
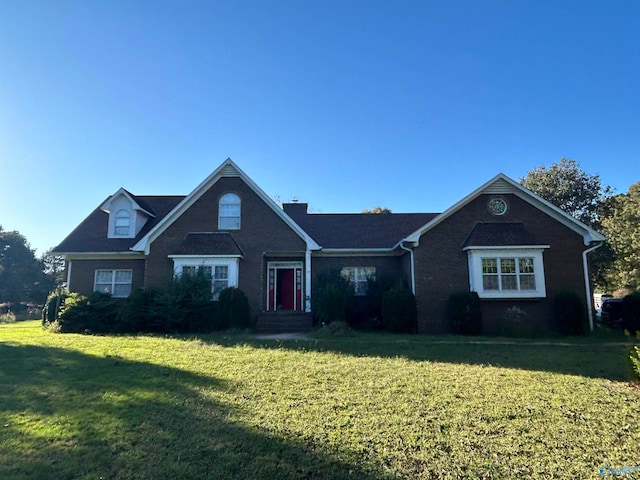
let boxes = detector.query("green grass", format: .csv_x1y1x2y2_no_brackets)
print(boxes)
1,321,639,479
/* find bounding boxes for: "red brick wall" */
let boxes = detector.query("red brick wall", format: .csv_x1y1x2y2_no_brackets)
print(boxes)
413,193,589,333
68,258,145,296
144,176,307,317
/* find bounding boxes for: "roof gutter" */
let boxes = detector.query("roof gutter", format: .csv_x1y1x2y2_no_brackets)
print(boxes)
583,241,603,333
400,242,416,294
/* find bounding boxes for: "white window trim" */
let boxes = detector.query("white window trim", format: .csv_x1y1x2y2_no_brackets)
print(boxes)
171,256,240,300
93,269,133,298
218,193,241,230
464,246,549,299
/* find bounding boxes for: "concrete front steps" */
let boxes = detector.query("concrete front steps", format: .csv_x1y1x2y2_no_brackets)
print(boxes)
255,311,313,334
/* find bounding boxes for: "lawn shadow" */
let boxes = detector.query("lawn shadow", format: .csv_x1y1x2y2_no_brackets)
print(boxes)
200,333,635,382
0,343,394,480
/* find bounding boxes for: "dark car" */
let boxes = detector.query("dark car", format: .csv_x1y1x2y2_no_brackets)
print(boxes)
601,298,623,325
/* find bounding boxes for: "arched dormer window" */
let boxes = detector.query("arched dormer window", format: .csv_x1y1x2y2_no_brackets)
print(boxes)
219,193,241,230
114,209,131,236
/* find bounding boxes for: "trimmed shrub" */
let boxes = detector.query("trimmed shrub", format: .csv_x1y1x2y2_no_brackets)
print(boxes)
622,291,640,334
553,291,586,335
312,270,353,325
217,287,251,330
148,271,217,333
57,292,120,333
381,284,417,333
446,291,482,335
114,288,160,333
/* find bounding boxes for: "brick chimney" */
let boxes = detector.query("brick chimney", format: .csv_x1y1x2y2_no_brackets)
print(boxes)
283,202,308,219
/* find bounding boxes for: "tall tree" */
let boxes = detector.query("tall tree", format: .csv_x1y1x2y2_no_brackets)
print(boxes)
0,226,51,305
521,159,615,291
520,158,613,228
601,182,640,290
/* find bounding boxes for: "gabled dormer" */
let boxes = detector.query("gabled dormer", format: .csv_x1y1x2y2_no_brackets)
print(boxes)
100,188,156,239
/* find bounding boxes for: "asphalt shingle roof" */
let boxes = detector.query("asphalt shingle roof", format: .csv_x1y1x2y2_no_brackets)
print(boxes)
287,212,439,249
53,196,184,253
171,233,243,257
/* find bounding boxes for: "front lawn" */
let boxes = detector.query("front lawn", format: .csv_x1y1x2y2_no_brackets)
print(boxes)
1,321,638,479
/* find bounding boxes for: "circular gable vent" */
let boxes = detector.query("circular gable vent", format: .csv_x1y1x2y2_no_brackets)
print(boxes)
488,197,508,216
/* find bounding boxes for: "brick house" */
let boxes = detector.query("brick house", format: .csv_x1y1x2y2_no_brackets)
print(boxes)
53,158,605,333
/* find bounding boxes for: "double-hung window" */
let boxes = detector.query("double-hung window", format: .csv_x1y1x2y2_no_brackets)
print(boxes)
465,247,547,299
94,270,133,298
340,266,376,295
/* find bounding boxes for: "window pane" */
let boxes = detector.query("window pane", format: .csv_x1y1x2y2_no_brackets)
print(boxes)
483,275,499,290
115,270,132,283
113,284,132,297
95,283,112,294
519,258,535,274
520,274,536,290
96,270,113,283
214,265,228,280
219,217,240,230
182,266,196,277
199,266,212,278
340,267,355,283
502,276,518,290
501,258,516,274
482,259,497,274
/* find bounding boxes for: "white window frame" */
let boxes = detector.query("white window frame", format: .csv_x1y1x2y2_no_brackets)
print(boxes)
94,269,133,298
218,193,241,230
171,256,240,300
465,247,548,299
340,266,376,296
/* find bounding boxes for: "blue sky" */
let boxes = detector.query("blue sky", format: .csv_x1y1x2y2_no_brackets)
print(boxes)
1,0,638,255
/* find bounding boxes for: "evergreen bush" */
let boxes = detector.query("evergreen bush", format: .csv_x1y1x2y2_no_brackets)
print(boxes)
114,288,160,333
622,291,640,334
381,284,417,333
312,270,353,325
57,292,119,333
148,271,216,333
42,290,68,327
446,291,482,335
553,291,586,335
217,287,251,330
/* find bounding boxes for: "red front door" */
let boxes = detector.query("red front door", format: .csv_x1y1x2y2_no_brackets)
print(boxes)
277,269,294,310
267,265,303,311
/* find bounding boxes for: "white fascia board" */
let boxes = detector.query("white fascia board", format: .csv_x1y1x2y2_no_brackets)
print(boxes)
132,158,321,254
168,254,243,259
462,245,550,251
401,173,605,247
314,248,400,257
63,252,145,260
100,188,155,218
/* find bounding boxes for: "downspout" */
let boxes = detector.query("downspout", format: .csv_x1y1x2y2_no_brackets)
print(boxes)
400,242,416,294
582,241,603,333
